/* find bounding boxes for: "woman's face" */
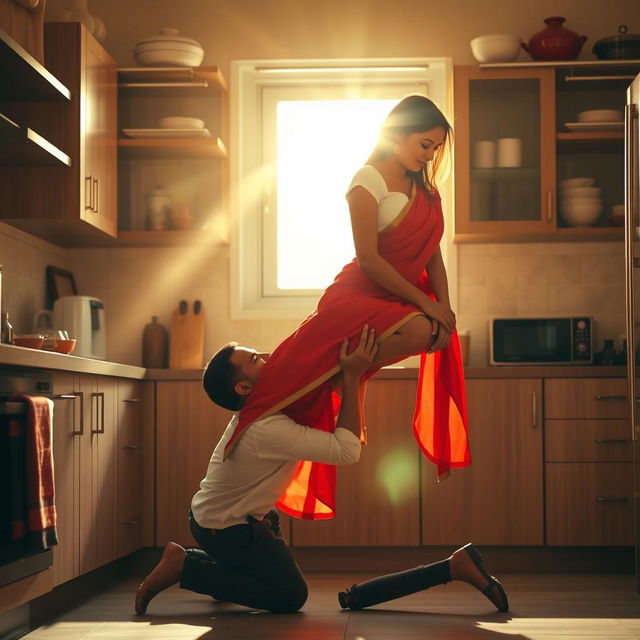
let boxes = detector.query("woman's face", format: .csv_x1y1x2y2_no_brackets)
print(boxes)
396,126,446,173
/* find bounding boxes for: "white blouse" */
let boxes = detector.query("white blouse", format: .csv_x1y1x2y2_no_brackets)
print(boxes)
346,165,410,231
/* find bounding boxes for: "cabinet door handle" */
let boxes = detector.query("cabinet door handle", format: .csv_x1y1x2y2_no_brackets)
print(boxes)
122,398,142,403
60,391,84,436
594,394,627,400
595,438,628,444
546,191,552,222
122,444,141,449
92,177,99,213
85,175,93,210
531,390,537,428
121,519,140,526
597,497,629,503
91,392,105,434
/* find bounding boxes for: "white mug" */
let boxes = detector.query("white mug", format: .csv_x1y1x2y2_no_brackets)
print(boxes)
497,138,522,168
473,141,496,168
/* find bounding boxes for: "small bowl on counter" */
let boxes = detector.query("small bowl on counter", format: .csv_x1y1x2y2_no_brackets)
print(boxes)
12,334,45,349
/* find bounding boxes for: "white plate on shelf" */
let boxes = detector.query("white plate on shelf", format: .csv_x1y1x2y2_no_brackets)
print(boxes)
122,128,211,138
564,122,624,132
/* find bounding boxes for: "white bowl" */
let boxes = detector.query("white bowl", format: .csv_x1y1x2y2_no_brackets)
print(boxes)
560,201,603,227
560,197,603,207
577,109,623,123
159,116,205,130
559,186,602,199
134,48,203,67
470,34,522,63
558,177,596,188
134,42,203,54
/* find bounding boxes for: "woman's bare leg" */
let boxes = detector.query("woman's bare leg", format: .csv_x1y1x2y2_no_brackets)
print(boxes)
371,315,433,366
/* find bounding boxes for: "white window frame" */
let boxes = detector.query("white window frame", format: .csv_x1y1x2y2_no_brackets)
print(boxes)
231,57,455,319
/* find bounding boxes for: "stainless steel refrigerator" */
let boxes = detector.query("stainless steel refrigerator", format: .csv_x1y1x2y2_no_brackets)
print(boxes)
624,72,640,592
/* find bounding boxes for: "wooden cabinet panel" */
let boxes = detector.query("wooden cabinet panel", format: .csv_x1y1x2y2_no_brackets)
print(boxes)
422,378,543,546
155,381,232,546
544,378,628,419
117,380,144,557
51,372,80,587
291,379,420,547
546,462,634,546
545,419,632,462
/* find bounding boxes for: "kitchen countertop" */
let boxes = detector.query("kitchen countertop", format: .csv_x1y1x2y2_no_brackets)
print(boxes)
0,344,625,380
0,343,146,379
145,365,628,381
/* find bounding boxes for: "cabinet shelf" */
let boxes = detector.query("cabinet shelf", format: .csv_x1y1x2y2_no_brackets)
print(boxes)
0,27,70,101
557,131,623,153
117,66,227,96
471,167,539,181
118,136,227,159
0,112,71,166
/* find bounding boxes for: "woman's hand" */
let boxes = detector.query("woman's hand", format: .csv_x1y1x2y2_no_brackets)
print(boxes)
420,298,456,333
428,323,452,354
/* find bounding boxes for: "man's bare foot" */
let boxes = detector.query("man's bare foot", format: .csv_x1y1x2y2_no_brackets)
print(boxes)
448,543,509,611
135,542,186,614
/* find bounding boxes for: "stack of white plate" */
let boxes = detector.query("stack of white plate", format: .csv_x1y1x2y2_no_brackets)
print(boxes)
133,28,204,67
558,177,603,227
565,109,624,131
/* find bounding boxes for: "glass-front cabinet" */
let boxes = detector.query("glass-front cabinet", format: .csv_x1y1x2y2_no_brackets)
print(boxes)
454,66,556,238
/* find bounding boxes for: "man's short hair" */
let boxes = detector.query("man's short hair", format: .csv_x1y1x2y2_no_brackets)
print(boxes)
202,342,244,411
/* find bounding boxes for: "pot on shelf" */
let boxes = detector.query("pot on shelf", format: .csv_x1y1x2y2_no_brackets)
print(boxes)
593,25,640,60
522,16,587,61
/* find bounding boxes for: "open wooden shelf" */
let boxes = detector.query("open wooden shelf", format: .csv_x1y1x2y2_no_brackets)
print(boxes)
118,66,227,96
0,27,70,101
557,130,623,153
118,136,227,159
0,112,71,166
455,226,623,244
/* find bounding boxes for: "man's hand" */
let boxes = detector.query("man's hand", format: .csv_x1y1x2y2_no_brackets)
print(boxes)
340,325,379,378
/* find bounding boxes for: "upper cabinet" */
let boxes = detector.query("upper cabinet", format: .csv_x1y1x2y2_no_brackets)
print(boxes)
116,66,228,246
454,61,639,243
0,22,117,246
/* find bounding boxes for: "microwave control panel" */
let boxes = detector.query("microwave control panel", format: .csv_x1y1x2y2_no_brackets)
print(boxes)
572,317,592,361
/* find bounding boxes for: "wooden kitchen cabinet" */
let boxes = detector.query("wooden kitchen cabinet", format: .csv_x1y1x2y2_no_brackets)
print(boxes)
454,66,556,239
291,379,421,547
544,377,633,546
421,378,544,546
116,379,145,557
51,373,120,585
155,381,232,546
0,22,117,246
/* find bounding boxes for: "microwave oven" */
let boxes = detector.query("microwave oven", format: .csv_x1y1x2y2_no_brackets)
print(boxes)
490,317,593,365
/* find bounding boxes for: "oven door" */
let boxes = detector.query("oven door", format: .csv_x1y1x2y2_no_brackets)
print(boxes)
491,318,572,365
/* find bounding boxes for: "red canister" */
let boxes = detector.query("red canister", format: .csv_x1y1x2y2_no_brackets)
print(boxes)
523,16,587,61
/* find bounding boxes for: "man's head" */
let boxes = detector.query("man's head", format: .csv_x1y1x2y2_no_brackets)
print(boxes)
202,342,267,411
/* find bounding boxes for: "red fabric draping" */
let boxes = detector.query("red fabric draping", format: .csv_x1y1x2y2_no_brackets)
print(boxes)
225,187,470,519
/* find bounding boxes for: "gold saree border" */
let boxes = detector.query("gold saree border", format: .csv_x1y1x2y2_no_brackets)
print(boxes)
224,310,425,457
379,182,418,234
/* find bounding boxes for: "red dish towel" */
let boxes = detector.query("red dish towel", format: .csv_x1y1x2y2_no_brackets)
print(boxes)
10,394,58,551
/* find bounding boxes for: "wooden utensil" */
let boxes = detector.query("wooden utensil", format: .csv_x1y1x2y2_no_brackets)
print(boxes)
169,299,205,369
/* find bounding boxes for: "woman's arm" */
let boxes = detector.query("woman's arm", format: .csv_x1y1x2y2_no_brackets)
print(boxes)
348,187,456,331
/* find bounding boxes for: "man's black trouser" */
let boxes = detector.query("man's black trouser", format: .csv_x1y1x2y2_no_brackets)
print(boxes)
181,509,308,613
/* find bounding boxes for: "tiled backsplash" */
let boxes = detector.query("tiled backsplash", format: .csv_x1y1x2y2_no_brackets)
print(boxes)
457,241,625,367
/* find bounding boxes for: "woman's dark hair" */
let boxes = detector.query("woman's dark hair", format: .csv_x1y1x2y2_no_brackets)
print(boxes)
368,94,452,196
202,341,244,411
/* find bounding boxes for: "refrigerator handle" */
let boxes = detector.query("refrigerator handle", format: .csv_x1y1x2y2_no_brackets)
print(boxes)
625,102,639,442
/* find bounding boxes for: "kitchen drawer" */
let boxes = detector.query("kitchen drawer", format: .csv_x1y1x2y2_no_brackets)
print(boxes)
544,378,628,419
545,462,633,546
545,419,632,462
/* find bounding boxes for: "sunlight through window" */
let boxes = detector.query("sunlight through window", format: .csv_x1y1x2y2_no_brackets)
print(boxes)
276,99,396,290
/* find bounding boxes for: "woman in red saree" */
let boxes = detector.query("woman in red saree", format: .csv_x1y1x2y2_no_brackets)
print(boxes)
226,95,470,520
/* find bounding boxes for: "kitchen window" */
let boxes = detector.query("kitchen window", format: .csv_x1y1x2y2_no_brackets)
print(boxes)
231,58,453,318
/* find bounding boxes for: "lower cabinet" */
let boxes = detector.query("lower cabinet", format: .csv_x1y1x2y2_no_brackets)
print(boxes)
52,372,146,587
421,378,544,546
155,381,232,546
291,378,421,546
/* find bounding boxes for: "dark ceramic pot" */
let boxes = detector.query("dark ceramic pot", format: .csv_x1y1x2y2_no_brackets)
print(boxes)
593,25,640,60
522,16,587,61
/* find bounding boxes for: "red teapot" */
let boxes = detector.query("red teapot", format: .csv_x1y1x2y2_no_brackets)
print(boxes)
522,16,587,60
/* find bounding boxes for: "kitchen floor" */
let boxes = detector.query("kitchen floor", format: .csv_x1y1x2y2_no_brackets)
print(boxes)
21,572,640,639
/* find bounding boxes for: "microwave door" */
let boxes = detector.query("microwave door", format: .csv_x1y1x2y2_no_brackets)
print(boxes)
624,72,640,593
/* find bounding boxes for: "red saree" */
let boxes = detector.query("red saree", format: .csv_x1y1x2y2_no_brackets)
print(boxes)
225,186,470,519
